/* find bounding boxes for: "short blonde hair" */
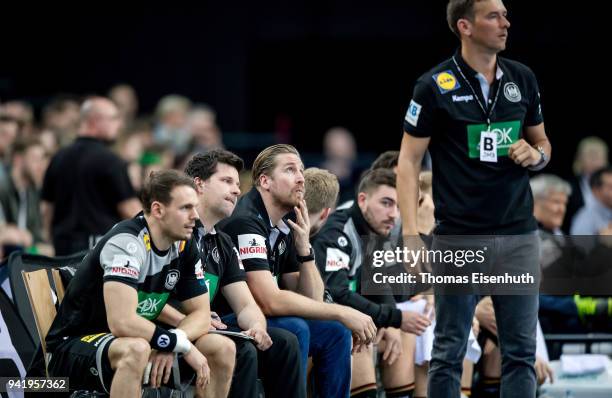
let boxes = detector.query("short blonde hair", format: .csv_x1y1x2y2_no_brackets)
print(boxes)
304,167,339,214
573,136,609,175
252,144,300,186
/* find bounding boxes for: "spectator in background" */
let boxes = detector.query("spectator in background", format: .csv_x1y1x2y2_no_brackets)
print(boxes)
38,129,60,157
42,95,81,146
533,174,612,335
321,127,360,204
186,105,223,153
154,94,192,158
116,123,151,193
0,136,52,256
41,96,141,255
108,83,139,127
0,100,35,136
564,136,609,233
0,115,19,169
532,174,571,236
571,166,612,235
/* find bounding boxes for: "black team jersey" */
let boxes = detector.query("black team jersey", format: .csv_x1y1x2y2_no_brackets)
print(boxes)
218,188,300,281
46,212,207,352
193,219,246,317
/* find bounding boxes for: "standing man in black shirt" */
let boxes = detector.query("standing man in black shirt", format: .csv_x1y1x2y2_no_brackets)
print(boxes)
184,149,305,398
46,170,222,397
397,1,551,397
41,96,141,255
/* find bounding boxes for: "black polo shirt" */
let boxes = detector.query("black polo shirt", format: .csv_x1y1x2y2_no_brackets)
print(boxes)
193,220,246,317
403,50,543,234
217,188,300,280
41,137,136,254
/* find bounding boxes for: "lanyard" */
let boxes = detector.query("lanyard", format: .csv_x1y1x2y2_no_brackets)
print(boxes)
452,56,502,128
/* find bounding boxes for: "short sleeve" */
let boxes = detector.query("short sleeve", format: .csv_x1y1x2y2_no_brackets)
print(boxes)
175,238,208,301
219,233,247,286
524,68,544,127
100,233,146,289
403,78,438,138
221,216,271,273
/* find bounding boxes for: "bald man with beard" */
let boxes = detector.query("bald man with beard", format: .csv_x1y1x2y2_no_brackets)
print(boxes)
41,96,141,255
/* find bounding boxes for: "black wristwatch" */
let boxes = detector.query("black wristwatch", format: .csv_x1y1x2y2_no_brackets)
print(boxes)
297,246,315,263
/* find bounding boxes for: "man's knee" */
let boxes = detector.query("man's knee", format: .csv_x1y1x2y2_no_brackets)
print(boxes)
196,334,236,372
111,337,151,372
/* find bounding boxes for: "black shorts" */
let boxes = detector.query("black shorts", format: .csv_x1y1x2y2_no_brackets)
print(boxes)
48,333,116,394
48,333,196,393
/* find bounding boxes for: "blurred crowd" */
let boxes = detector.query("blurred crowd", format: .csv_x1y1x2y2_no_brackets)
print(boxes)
1,84,610,261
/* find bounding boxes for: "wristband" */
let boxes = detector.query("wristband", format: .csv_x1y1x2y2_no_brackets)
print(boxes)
170,328,192,354
296,246,315,263
151,326,177,352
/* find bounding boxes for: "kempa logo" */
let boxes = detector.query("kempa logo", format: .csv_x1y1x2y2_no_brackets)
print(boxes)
452,94,474,103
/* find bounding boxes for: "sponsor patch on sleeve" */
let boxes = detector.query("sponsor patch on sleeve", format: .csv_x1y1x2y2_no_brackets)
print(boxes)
105,254,140,279
433,70,460,94
325,248,350,272
237,234,268,260
405,99,422,127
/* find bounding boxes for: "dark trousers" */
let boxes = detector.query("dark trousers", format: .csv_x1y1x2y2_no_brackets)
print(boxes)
222,318,306,398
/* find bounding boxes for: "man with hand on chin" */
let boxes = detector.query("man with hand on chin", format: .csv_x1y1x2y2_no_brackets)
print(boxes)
219,144,377,398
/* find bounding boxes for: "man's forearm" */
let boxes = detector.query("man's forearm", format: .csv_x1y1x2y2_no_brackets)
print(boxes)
176,309,210,341
397,159,421,235
296,260,325,301
263,288,343,321
236,303,267,331
158,304,186,327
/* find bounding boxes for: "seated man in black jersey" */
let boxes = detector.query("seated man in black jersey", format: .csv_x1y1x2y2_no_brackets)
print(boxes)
180,149,305,398
218,144,377,398
309,168,430,398
45,170,235,398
